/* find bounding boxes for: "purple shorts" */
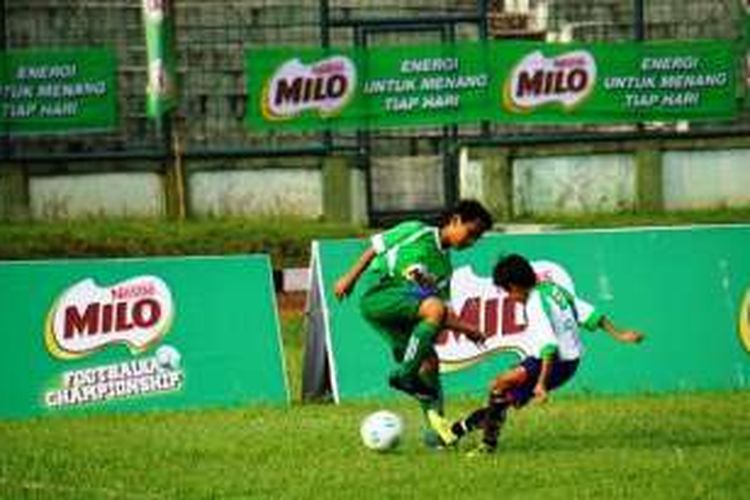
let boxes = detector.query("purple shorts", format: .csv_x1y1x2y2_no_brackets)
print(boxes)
507,357,580,407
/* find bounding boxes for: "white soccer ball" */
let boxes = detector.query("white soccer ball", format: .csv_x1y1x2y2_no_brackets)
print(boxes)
360,410,403,451
155,344,181,370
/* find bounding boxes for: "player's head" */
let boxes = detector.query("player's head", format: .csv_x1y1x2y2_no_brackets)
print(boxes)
439,199,493,249
493,253,537,303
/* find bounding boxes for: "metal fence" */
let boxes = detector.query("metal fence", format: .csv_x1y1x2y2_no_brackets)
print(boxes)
1,0,748,217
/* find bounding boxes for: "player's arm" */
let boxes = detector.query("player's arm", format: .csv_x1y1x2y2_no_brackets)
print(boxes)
533,344,557,403
334,247,375,300
333,222,420,300
598,316,644,344
527,292,558,403
444,308,487,345
569,289,644,344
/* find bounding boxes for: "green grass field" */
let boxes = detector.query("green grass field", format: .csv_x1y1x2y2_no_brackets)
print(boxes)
2,308,749,498
2,213,750,498
1,392,748,499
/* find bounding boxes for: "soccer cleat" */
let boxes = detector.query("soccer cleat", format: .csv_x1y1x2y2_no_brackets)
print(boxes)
388,373,439,401
465,441,497,457
426,409,458,446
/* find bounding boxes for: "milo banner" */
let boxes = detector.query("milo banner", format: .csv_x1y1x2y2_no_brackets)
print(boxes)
304,226,750,402
246,40,737,131
0,255,288,419
0,48,117,135
142,0,179,118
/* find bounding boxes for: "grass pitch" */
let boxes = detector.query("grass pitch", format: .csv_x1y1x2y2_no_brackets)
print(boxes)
0,391,748,499
2,216,749,498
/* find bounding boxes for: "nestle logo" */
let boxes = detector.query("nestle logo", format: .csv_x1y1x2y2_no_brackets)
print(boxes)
504,50,597,112
262,56,356,120
45,276,174,360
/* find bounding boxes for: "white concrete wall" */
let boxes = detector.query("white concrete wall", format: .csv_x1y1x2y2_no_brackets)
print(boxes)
370,155,444,212
29,173,164,219
189,169,323,217
459,147,484,201
349,167,368,225
513,154,636,215
662,150,750,210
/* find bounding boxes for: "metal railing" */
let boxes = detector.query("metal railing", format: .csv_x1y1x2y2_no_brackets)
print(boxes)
1,0,747,218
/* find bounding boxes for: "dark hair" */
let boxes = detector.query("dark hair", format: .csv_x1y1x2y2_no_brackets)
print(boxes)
439,199,494,232
493,253,537,291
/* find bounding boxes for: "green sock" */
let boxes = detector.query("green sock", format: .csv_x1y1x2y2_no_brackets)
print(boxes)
397,320,440,378
418,371,444,416
419,370,445,447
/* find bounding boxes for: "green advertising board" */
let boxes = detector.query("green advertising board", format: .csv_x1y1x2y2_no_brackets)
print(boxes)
247,43,493,130
0,48,118,135
305,225,750,402
0,255,288,419
246,40,737,131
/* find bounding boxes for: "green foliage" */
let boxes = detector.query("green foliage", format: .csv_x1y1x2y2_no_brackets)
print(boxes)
2,208,750,268
0,217,368,267
515,207,750,229
0,392,747,498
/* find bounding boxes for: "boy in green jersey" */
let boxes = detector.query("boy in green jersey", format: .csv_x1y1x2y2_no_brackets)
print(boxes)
334,200,494,444
448,254,644,454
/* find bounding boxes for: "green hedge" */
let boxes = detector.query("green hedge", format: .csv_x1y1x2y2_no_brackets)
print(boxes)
0,218,368,267
1,208,749,266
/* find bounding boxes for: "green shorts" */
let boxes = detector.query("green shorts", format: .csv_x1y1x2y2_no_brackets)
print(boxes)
359,278,430,362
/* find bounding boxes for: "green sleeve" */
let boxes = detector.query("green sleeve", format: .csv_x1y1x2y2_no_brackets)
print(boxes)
540,344,558,360
581,309,604,331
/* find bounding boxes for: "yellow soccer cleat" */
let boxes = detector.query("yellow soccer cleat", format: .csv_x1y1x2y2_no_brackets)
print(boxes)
426,409,458,446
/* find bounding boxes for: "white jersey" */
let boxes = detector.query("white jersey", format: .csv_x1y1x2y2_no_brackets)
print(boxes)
438,264,602,371
533,281,602,361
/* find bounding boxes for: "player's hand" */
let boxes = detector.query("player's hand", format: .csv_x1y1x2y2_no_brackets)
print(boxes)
333,276,354,300
618,330,644,344
533,384,548,404
463,329,487,348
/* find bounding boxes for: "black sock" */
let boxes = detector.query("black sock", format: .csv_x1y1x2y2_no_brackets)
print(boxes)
488,392,508,423
482,393,508,448
452,407,489,437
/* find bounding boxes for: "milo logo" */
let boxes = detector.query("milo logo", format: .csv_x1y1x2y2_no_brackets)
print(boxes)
504,50,596,112
262,56,356,120
45,276,174,360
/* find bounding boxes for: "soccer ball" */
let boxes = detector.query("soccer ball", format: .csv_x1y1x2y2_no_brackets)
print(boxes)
360,410,403,451
155,344,181,370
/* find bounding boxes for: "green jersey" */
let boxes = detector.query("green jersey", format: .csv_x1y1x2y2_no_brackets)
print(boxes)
366,220,451,300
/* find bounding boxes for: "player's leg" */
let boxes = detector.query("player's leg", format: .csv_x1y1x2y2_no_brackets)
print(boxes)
542,358,580,393
360,283,438,399
418,354,443,414
417,354,453,448
390,296,444,381
454,364,530,452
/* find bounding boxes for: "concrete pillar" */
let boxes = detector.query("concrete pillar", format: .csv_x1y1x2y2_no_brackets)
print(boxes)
635,146,663,212
322,155,367,224
464,147,513,222
0,162,30,221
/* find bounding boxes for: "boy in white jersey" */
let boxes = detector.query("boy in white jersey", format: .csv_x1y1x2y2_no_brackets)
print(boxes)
334,200,493,444
445,253,644,453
